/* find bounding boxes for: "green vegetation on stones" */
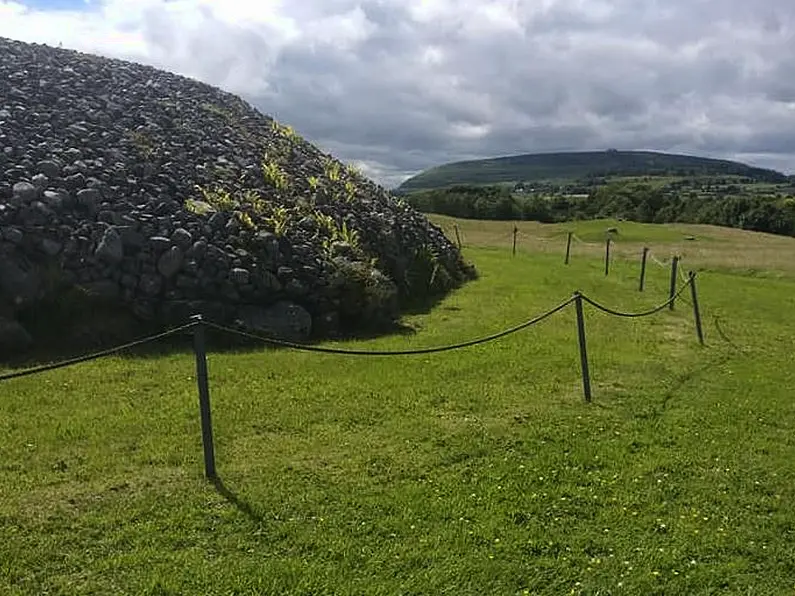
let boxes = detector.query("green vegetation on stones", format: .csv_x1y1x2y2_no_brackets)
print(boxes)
345,162,361,177
312,211,361,258
261,159,289,192
271,119,302,143
324,158,342,183
343,180,357,203
193,184,236,212
263,205,291,237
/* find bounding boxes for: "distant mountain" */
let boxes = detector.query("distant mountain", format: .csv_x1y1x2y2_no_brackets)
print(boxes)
397,150,789,192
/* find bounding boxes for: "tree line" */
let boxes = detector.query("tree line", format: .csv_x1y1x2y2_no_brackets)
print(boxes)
405,184,795,237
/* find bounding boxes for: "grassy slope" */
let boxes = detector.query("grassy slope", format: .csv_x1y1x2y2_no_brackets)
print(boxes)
2,219,795,594
397,151,786,192
431,215,795,277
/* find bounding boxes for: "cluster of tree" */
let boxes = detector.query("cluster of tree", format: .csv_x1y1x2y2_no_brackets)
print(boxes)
405,184,795,237
407,185,518,220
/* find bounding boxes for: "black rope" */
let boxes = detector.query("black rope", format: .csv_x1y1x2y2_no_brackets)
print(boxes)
581,278,693,318
0,273,711,380
0,322,199,382
203,296,576,356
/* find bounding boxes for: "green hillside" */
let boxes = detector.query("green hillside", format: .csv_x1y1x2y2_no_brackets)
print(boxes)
397,150,788,192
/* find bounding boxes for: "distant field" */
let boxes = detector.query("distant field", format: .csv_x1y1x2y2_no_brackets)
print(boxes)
2,220,795,594
430,214,795,277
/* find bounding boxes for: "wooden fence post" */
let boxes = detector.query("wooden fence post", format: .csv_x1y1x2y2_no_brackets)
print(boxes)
512,225,518,257
668,256,680,311
191,314,217,479
639,247,648,292
564,232,572,265
689,271,705,345
454,224,462,250
604,238,611,276
574,292,592,403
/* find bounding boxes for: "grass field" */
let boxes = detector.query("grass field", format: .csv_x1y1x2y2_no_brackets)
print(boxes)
2,218,795,594
431,214,795,277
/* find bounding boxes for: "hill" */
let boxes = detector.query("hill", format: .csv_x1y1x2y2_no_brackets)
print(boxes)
397,150,789,192
0,37,475,355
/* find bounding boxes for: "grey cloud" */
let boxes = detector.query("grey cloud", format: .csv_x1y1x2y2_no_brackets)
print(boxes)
263,0,795,185
6,0,795,186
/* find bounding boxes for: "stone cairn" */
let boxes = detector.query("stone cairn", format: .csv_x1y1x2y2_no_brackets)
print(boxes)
0,37,475,353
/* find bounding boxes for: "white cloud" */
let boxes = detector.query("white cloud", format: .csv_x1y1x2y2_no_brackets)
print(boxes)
2,0,795,185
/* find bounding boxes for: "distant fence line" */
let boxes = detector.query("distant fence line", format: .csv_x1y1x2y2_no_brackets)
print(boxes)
565,231,685,290
448,223,690,296
0,274,704,480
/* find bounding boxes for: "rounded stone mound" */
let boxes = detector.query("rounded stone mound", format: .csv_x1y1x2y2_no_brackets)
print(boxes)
0,37,476,353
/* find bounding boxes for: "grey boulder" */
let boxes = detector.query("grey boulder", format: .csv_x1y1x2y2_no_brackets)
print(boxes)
237,301,312,342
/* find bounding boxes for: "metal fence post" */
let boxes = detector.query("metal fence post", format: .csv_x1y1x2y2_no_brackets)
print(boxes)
639,247,649,292
191,314,217,479
668,256,680,310
574,292,592,403
689,271,705,345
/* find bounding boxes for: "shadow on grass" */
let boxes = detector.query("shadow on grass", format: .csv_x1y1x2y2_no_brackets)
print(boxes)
0,268,477,370
0,318,426,369
211,475,265,524
627,344,736,422
0,293,460,370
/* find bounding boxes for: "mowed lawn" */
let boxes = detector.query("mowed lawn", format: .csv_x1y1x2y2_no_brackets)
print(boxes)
2,217,795,595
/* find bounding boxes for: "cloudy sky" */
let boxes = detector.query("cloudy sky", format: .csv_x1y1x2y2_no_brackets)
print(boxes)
1,0,795,187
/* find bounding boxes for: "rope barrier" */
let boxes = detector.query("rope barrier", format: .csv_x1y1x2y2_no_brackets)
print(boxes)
0,275,704,380
0,322,199,382
571,234,600,247
204,296,576,356
649,254,670,268
581,278,693,318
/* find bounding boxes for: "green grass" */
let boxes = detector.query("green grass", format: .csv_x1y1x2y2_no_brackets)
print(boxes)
557,219,692,244
3,236,795,594
429,215,795,277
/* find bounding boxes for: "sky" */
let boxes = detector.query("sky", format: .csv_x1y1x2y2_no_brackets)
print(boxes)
1,0,795,187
